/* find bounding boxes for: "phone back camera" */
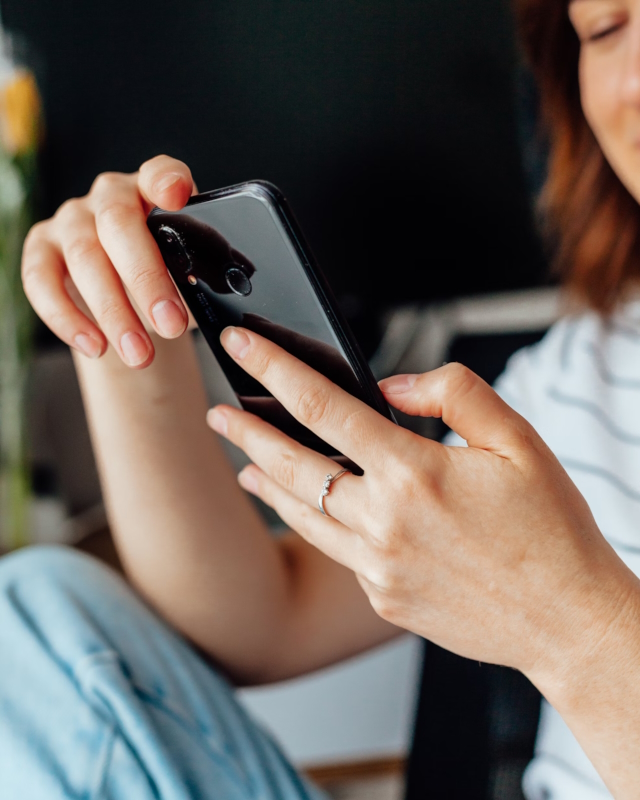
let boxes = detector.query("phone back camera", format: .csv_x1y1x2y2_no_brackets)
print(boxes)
158,225,191,272
225,265,252,297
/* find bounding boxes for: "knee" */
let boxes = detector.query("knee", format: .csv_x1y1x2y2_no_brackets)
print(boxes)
0,545,155,675
0,545,129,629
0,544,111,594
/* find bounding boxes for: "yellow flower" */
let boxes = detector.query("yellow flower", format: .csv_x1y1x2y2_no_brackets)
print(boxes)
0,70,42,156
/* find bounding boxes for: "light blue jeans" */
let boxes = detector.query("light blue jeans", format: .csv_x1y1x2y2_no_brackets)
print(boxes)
0,545,327,800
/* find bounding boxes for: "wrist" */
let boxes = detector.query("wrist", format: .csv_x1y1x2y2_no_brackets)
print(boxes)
526,556,640,713
72,331,204,418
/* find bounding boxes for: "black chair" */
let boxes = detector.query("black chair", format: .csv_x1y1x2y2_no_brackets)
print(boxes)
405,329,546,800
406,643,542,800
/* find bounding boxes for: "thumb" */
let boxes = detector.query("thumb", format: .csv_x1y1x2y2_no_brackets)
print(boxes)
379,363,527,455
138,154,196,212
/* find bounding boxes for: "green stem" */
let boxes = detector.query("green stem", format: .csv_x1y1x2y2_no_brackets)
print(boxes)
0,157,34,549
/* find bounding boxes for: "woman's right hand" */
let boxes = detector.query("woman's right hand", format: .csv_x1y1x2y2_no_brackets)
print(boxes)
22,155,196,367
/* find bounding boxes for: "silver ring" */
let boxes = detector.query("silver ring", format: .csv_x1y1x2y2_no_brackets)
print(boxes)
318,469,351,517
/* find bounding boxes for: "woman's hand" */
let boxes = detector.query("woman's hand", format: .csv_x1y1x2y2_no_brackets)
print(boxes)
22,155,195,367
207,325,640,688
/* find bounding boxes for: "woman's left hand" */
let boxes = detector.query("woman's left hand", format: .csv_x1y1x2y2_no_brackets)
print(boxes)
206,325,640,689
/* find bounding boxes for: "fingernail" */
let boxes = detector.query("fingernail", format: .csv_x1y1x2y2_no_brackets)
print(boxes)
151,299,187,338
74,332,102,359
120,331,150,366
379,374,418,394
238,467,259,495
207,407,228,436
153,172,182,194
220,327,251,359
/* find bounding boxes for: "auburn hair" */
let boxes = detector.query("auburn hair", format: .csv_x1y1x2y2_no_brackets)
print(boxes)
515,0,640,311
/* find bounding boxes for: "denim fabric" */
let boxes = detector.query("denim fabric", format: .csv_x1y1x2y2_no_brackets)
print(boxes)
0,545,327,800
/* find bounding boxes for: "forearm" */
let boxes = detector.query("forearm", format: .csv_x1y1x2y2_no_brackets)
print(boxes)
529,566,640,799
73,332,295,682
74,333,398,683
22,156,395,685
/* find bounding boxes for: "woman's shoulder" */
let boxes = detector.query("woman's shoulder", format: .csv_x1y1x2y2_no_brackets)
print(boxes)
494,301,640,423
492,315,581,423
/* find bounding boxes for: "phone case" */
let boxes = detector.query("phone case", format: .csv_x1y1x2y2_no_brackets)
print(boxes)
148,181,393,457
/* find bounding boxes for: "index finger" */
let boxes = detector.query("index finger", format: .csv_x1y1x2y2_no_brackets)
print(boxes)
219,326,402,469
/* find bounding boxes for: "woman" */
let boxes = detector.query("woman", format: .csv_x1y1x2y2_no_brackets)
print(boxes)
2,0,639,797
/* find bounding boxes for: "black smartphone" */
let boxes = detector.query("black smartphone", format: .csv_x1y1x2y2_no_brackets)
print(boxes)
147,181,393,459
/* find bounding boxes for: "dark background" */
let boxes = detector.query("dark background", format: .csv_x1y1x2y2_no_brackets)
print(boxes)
4,0,547,355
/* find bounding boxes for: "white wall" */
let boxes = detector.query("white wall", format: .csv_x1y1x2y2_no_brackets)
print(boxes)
238,634,423,767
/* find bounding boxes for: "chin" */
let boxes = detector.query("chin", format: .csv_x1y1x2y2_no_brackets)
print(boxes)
624,178,640,207
606,152,640,207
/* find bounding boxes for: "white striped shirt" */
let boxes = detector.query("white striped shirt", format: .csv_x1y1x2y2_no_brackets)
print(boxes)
474,301,640,798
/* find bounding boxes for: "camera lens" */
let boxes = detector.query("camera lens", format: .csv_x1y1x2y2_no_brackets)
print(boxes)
159,226,178,246
158,225,192,273
225,265,252,297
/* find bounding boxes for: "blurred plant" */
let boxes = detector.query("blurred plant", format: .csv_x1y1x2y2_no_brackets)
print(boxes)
0,30,42,549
